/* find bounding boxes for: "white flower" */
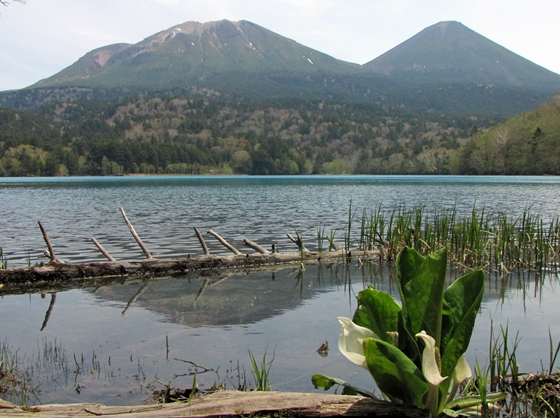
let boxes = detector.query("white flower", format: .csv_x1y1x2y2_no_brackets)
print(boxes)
452,353,472,384
415,331,447,386
337,317,377,368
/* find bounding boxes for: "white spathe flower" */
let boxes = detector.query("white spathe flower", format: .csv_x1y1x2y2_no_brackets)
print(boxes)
415,331,447,386
337,317,377,369
446,353,473,405
453,353,472,385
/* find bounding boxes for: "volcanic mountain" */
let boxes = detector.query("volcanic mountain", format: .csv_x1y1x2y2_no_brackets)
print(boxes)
364,21,560,89
13,19,560,114
31,20,360,90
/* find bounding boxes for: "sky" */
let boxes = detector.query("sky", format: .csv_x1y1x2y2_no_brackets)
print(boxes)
1,0,559,92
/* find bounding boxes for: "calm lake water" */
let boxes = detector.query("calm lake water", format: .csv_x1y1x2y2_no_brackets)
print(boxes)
1,175,560,406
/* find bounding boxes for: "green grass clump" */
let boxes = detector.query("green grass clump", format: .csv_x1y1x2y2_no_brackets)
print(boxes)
356,205,560,272
248,346,275,392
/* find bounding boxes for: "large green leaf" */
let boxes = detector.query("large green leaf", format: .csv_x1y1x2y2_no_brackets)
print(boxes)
353,287,401,344
311,374,377,398
363,338,429,408
440,270,485,377
398,247,448,346
396,246,426,292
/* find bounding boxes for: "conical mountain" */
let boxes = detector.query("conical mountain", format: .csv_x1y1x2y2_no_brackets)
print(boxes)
32,20,359,90
364,21,560,89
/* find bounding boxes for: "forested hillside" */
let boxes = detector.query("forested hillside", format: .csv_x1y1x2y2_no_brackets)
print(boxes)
1,93,509,177
459,94,560,174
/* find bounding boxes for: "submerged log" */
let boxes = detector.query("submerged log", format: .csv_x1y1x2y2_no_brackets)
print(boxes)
0,209,381,293
0,248,378,289
0,391,428,417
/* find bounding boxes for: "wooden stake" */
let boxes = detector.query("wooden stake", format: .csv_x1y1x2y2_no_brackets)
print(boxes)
207,229,242,255
119,207,153,259
243,239,270,254
91,237,116,262
194,227,210,256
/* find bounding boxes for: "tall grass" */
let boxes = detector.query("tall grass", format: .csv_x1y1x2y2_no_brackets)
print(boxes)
356,205,560,272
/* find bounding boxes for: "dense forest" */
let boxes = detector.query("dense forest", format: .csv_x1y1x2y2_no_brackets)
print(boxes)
1,91,559,177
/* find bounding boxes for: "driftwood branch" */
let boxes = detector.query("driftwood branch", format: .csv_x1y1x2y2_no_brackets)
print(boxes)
0,391,428,417
38,221,64,264
207,229,242,255
328,236,342,251
91,237,116,262
120,207,153,259
194,227,210,256
2,211,385,292
243,238,270,254
287,229,311,254
0,248,379,292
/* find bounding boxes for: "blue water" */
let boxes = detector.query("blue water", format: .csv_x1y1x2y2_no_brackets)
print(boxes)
1,175,560,406
2,175,559,265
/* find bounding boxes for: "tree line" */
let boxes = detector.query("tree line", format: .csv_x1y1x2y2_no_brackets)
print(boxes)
2,93,557,177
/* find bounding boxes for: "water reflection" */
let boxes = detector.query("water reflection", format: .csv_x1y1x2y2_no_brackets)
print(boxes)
2,262,560,407
91,264,400,328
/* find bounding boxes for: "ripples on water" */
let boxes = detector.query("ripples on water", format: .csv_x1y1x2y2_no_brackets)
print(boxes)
2,175,560,264
1,175,560,406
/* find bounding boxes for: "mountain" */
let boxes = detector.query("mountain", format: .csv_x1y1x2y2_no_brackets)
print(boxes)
4,19,558,115
364,21,560,90
31,20,360,90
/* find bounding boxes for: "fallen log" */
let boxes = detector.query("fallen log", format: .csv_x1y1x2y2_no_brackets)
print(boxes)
0,209,380,292
0,391,428,417
0,249,377,288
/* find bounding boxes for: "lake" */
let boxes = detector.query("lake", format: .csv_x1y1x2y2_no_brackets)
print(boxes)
1,175,560,406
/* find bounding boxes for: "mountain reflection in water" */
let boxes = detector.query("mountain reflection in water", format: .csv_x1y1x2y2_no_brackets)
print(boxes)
92,265,394,327
2,176,560,407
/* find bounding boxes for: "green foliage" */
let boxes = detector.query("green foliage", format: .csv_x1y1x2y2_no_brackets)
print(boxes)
359,205,560,272
248,346,275,392
458,96,560,175
312,247,504,417
1,90,559,177
1,96,486,177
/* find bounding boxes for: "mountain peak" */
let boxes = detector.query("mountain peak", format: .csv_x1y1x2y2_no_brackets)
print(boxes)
363,21,560,88
32,19,356,90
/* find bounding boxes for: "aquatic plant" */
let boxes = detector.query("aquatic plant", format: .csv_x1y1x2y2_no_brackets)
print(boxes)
477,325,560,417
0,246,6,269
312,247,505,417
356,205,560,272
248,346,275,392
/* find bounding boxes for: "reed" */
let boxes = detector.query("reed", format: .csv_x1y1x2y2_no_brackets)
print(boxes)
473,324,560,417
356,204,560,272
316,224,326,253
0,246,6,269
0,340,34,406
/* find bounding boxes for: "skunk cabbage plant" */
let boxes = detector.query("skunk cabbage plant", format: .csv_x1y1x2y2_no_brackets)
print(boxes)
313,247,505,417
